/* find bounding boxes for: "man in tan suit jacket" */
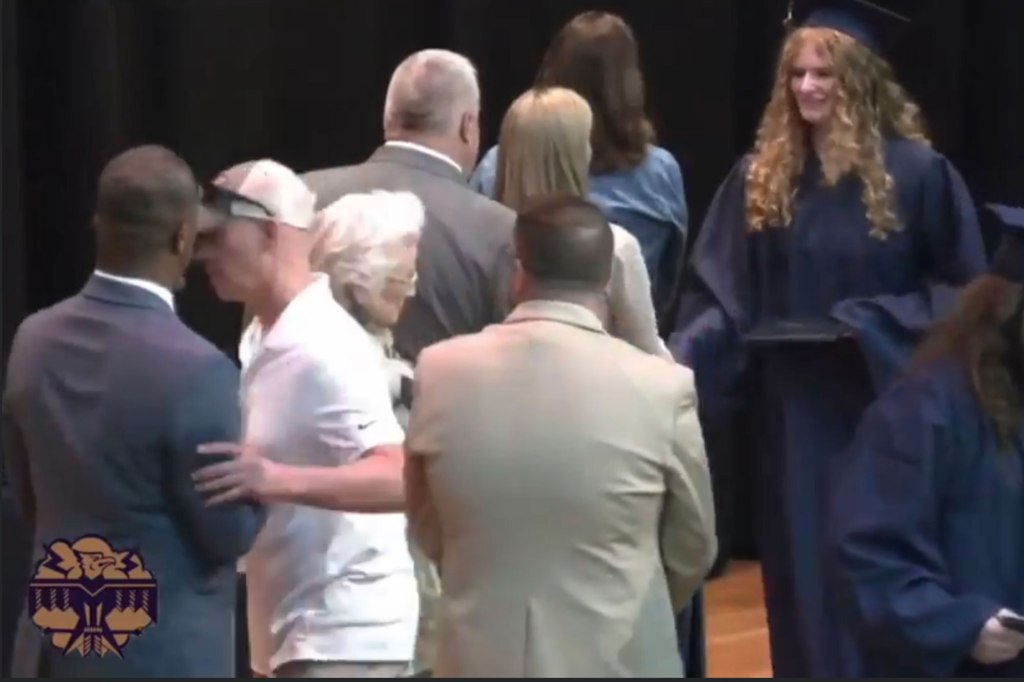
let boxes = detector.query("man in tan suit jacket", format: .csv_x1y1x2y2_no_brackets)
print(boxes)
405,193,717,678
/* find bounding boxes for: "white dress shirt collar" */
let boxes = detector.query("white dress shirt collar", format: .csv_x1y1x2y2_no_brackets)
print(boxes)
93,270,175,311
384,140,463,174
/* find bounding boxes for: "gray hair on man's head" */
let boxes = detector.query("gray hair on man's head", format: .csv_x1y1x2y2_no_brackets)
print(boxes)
311,190,426,298
383,49,480,137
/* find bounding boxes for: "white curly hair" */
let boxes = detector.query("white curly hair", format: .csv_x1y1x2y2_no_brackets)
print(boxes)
310,190,426,300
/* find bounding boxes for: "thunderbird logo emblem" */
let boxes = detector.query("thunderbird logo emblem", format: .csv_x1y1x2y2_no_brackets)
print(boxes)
27,535,157,658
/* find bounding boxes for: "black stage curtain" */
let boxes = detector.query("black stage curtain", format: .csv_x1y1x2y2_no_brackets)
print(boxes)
5,0,1024,359
2,0,1023,675
5,0,1023,362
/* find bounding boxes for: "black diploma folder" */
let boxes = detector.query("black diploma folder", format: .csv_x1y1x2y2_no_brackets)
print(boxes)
743,317,852,346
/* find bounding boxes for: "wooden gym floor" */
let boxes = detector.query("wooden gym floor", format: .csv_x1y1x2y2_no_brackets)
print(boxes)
705,561,772,678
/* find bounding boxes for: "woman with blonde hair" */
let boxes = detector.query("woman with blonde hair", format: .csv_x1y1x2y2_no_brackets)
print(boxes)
668,0,986,677
494,85,669,359
310,190,439,676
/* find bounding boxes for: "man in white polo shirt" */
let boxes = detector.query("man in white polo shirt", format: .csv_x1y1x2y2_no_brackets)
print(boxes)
191,159,417,678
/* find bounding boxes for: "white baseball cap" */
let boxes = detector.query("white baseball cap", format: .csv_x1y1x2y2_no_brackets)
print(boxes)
199,159,316,231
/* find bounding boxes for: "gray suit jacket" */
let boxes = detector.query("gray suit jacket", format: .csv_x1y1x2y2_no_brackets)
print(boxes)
3,275,265,678
405,300,717,678
303,144,516,361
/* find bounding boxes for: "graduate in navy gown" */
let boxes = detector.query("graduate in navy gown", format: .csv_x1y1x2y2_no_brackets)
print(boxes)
667,0,986,676
827,204,1024,677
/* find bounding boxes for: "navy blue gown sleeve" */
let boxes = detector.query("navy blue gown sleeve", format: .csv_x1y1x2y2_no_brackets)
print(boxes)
831,153,987,391
667,157,751,420
827,367,1002,676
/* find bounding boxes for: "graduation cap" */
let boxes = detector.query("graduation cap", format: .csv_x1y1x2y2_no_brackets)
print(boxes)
785,0,915,59
987,204,1024,285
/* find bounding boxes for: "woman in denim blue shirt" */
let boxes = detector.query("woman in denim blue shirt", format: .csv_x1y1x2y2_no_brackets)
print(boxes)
470,11,688,331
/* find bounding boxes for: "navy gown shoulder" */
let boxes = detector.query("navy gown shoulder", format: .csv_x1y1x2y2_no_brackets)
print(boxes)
830,137,987,392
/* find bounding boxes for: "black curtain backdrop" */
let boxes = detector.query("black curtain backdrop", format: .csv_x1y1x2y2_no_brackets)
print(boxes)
2,0,1023,673
6,0,1022,364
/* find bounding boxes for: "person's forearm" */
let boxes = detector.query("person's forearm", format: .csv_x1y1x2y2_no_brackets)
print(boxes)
267,447,405,512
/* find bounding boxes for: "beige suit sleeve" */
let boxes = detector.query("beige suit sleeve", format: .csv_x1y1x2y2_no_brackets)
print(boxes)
608,229,672,360
404,352,444,565
661,370,717,612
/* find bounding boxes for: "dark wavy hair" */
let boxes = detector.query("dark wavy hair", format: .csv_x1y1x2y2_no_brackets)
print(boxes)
911,275,1024,451
534,11,655,174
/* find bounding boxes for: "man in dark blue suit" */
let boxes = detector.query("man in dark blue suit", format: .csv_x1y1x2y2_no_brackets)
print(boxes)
2,145,265,677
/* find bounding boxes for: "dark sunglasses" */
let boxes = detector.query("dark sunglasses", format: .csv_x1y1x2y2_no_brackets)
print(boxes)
200,182,275,221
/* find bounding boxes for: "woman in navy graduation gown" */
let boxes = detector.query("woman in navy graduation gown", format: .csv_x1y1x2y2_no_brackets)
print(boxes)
667,0,986,676
827,204,1024,677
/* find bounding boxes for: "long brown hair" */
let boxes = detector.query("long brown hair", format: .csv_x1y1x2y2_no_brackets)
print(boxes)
534,11,654,175
746,27,929,240
912,276,1024,450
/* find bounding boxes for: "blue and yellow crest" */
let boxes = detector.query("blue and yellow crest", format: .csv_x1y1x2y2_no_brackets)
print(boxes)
28,535,157,658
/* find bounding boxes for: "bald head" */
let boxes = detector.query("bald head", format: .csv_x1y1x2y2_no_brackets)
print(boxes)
94,145,199,284
382,49,481,172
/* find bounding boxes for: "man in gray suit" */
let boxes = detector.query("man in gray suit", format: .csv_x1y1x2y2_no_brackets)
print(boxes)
303,48,515,362
3,145,265,678
405,193,717,677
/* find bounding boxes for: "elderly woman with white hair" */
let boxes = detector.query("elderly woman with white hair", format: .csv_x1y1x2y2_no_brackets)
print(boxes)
311,189,439,677
312,190,423,420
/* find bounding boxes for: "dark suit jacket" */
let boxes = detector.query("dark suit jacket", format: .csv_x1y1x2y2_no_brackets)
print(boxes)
303,144,516,360
2,275,265,678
